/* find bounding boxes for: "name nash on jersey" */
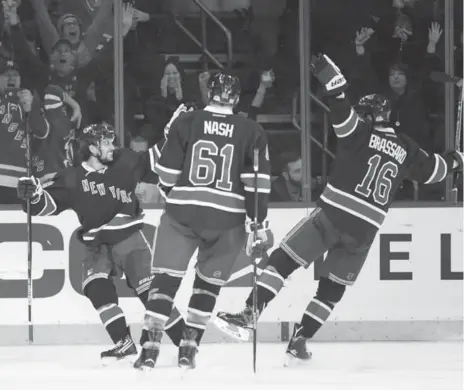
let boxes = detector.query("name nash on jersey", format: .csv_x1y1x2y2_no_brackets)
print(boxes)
204,120,234,138
368,134,407,164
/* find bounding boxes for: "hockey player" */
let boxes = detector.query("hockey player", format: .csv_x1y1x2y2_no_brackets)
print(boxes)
138,72,273,370
214,54,464,364
16,123,188,363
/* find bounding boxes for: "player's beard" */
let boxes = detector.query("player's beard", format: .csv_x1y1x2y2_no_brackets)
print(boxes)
98,154,114,164
96,148,114,164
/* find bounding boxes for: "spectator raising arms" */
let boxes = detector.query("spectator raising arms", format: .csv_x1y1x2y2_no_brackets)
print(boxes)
28,0,114,67
5,1,133,127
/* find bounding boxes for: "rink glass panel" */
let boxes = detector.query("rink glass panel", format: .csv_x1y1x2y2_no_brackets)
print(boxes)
115,0,460,207
0,0,460,206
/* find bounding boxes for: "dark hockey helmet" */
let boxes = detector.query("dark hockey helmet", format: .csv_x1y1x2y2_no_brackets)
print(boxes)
207,72,241,106
356,94,391,124
80,123,116,145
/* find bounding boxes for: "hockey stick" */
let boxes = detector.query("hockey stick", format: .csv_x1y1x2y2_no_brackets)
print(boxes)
25,110,33,344
457,88,463,152
452,87,463,202
252,148,260,373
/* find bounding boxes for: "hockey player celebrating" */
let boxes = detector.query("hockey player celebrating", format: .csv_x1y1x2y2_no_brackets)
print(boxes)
16,123,189,364
214,54,464,364
138,72,274,370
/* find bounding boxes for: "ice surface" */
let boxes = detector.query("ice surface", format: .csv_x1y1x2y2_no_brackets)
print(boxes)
0,342,462,390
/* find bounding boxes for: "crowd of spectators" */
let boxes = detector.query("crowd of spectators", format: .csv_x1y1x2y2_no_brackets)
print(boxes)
0,0,461,205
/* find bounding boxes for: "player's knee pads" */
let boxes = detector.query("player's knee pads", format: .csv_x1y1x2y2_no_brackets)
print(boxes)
84,278,118,310
316,277,346,305
267,247,300,279
149,273,182,300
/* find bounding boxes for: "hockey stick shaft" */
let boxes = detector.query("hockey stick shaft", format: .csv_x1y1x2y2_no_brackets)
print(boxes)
456,87,463,151
25,111,33,343
452,87,463,202
252,148,260,373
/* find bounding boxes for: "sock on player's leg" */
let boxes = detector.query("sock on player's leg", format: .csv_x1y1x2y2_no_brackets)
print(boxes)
84,278,130,343
164,307,186,347
185,273,222,344
99,304,129,343
299,277,345,339
245,247,300,313
139,290,185,346
144,273,182,330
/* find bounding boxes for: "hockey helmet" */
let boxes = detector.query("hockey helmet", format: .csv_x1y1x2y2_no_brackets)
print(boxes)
356,94,391,124
80,123,115,145
207,72,241,106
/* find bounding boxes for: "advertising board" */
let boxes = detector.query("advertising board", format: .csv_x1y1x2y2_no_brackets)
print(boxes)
0,208,462,344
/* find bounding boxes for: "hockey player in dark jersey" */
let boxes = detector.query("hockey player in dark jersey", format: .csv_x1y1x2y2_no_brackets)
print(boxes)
214,54,464,364
16,123,189,364
138,72,274,370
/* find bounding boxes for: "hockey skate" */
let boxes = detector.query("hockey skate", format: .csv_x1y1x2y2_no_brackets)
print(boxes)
134,328,163,371
214,306,253,341
101,334,137,365
178,327,199,370
284,324,312,367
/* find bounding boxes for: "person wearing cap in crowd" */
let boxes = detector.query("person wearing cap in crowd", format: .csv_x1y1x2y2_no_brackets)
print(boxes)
7,3,132,129
28,0,115,67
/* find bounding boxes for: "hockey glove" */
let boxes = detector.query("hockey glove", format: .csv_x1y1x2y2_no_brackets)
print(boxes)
164,103,194,139
17,176,43,202
245,218,274,258
310,54,348,96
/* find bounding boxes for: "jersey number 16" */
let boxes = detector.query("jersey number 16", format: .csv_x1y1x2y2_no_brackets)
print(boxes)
355,154,399,206
189,140,235,192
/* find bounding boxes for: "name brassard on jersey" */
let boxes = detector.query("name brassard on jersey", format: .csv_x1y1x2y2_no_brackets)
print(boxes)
204,120,234,138
368,133,407,164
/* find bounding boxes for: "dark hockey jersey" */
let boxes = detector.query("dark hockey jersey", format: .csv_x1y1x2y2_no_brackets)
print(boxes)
28,148,157,245
318,95,456,241
155,105,271,230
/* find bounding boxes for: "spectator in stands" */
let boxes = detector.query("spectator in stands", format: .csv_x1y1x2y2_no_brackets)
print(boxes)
5,1,133,127
367,0,431,79
28,0,114,67
144,57,198,138
270,152,303,202
384,62,432,150
0,58,49,204
160,57,185,106
350,15,444,152
237,68,275,119
348,27,380,100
